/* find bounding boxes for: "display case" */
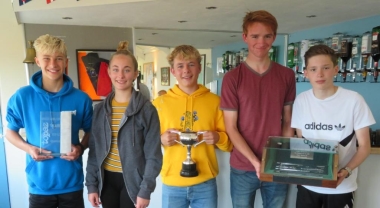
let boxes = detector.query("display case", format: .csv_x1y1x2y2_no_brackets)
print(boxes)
260,137,339,188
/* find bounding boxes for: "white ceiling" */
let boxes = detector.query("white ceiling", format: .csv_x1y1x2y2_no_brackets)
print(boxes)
13,0,380,48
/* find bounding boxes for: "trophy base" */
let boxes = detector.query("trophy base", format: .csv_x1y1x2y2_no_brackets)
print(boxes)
180,163,198,177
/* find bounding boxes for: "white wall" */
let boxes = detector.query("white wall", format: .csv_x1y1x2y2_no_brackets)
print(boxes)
0,1,30,208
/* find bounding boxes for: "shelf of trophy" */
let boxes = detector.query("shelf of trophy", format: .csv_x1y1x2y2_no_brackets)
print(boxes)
370,147,380,154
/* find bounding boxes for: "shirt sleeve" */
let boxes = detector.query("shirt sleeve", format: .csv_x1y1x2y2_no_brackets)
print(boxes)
214,98,233,152
353,93,376,130
81,95,93,133
284,70,296,105
291,94,303,130
6,93,24,132
220,71,239,111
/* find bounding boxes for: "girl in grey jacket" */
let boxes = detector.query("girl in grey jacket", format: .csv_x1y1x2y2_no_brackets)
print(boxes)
85,41,162,208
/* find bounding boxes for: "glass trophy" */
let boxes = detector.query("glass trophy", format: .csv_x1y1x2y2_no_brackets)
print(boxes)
260,136,339,188
40,111,76,156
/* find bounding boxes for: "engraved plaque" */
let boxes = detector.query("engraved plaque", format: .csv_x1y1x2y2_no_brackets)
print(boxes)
40,111,75,156
260,137,339,188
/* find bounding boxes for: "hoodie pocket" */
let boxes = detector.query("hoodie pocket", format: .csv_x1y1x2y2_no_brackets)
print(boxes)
26,158,83,191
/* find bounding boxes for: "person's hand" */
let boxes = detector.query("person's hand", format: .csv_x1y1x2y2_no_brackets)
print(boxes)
337,168,348,186
201,131,220,145
61,144,82,161
28,145,53,162
135,197,150,208
88,193,101,207
252,160,261,178
160,129,179,147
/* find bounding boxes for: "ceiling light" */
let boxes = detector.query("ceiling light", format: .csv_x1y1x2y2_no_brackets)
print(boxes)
306,15,316,18
178,21,187,23
211,40,214,42
62,17,73,20
230,35,237,37
138,38,143,40
206,6,217,10
152,33,158,35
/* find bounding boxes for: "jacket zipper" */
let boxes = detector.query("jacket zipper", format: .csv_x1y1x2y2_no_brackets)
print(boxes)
99,113,113,198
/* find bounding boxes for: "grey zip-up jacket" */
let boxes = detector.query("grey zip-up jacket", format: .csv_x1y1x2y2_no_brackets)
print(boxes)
85,89,162,203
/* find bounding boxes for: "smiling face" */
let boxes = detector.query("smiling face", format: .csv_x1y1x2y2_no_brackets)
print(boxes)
243,22,276,60
108,54,138,92
304,54,339,91
35,52,68,81
170,56,201,92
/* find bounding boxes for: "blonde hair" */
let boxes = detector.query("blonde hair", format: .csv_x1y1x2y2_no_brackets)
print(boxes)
33,34,67,56
167,45,201,67
242,10,278,36
109,41,138,71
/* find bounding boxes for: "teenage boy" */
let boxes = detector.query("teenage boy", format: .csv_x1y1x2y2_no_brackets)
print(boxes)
221,10,296,207
152,45,233,208
6,34,93,208
291,44,375,208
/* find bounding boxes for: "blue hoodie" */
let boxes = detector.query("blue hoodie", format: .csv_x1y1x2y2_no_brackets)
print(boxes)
6,71,93,195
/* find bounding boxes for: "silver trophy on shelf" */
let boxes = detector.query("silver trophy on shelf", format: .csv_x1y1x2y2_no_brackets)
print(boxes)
170,130,206,177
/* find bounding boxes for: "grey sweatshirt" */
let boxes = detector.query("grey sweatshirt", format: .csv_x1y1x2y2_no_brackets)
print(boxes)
85,89,162,203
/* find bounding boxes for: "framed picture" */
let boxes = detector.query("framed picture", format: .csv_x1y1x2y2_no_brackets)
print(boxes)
143,62,155,99
161,67,170,86
197,54,206,85
76,49,115,101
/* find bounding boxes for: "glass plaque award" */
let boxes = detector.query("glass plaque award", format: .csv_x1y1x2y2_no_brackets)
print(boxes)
40,111,75,156
260,137,339,188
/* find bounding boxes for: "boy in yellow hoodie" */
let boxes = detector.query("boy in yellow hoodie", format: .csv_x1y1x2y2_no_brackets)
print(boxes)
152,45,232,208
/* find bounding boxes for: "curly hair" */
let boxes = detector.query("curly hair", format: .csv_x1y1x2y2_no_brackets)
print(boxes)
167,45,201,67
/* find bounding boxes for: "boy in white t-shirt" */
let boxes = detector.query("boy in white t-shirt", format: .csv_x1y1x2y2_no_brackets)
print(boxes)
291,44,375,208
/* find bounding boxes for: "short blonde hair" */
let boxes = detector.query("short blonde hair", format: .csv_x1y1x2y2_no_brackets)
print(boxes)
33,34,67,56
167,45,201,67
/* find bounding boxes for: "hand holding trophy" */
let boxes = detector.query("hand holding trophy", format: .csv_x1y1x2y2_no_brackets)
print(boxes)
170,130,206,177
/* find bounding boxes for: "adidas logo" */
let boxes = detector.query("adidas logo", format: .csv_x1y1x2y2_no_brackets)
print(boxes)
334,124,345,131
304,122,333,130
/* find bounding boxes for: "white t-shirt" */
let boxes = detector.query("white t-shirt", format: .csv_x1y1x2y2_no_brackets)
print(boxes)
291,87,375,194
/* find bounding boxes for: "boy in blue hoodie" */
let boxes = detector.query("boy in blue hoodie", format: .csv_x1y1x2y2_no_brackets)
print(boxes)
6,34,93,208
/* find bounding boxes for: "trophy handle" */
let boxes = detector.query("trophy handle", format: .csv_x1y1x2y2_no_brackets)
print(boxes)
174,139,184,146
169,130,184,146
194,131,206,147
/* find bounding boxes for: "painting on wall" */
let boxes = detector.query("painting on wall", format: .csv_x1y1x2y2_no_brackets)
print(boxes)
143,62,155,98
197,54,206,85
76,49,115,101
161,67,170,86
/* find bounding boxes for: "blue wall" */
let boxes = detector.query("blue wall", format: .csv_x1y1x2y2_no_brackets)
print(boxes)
211,35,286,95
289,15,380,43
291,14,380,129
212,15,380,129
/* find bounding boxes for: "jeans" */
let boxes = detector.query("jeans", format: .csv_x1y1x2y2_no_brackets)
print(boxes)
162,178,217,208
230,167,288,208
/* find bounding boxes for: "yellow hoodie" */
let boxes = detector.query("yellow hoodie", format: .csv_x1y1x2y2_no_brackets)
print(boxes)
152,85,233,187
